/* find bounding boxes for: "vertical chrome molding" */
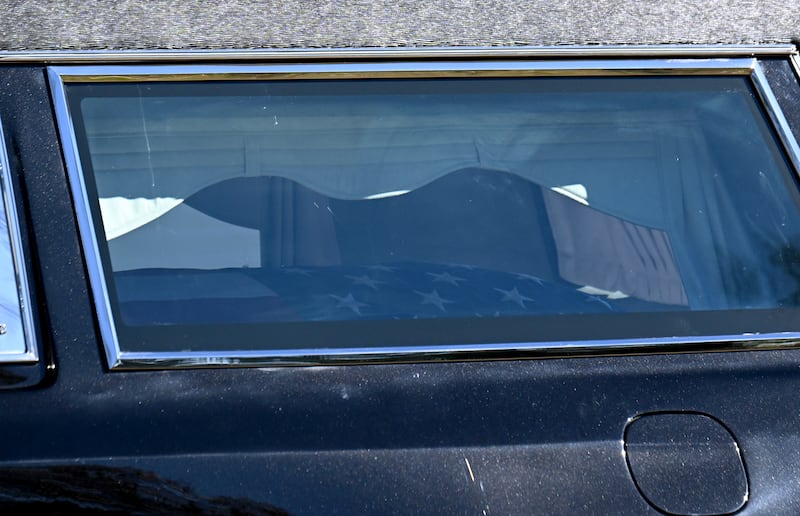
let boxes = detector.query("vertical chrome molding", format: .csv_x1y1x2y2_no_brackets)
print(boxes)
791,54,800,82
48,69,122,368
0,118,38,362
752,62,800,177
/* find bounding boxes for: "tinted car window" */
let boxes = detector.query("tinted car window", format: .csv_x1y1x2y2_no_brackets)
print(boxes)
57,70,800,356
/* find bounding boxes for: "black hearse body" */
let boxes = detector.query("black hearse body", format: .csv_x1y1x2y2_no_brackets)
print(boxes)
2,2,800,514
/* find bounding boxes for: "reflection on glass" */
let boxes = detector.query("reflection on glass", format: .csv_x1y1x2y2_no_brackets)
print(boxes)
0,122,32,359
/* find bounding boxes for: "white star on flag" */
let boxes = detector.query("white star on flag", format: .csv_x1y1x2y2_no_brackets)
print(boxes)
515,273,544,285
586,296,613,310
346,275,384,290
495,287,534,308
330,293,367,315
427,271,466,286
415,290,453,312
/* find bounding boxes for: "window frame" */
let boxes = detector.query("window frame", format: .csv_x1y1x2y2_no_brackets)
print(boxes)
48,55,800,370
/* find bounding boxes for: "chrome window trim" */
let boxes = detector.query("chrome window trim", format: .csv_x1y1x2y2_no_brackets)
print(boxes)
4,44,797,64
791,53,800,82
53,58,754,83
48,57,800,371
0,118,38,363
111,333,800,369
50,70,120,370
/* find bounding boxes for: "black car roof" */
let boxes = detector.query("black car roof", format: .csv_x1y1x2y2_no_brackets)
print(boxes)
1,0,799,51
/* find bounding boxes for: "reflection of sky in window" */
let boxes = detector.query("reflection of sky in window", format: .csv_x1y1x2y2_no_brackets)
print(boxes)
0,200,24,354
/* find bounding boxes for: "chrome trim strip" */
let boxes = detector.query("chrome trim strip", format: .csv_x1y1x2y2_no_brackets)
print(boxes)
752,63,800,177
48,68,122,368
49,57,800,371
0,119,38,363
2,45,796,64
51,58,755,83
112,333,800,370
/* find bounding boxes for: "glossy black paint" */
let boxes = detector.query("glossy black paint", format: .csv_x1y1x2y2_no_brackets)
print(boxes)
761,59,800,141
8,349,800,513
1,60,800,513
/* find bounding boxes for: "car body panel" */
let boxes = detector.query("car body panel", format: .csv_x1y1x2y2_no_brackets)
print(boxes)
2,32,800,516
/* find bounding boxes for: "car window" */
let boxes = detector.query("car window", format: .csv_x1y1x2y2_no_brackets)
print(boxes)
50,60,800,366
0,118,37,363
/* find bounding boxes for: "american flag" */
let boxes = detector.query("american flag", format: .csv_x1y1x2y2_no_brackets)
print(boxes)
116,262,615,326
